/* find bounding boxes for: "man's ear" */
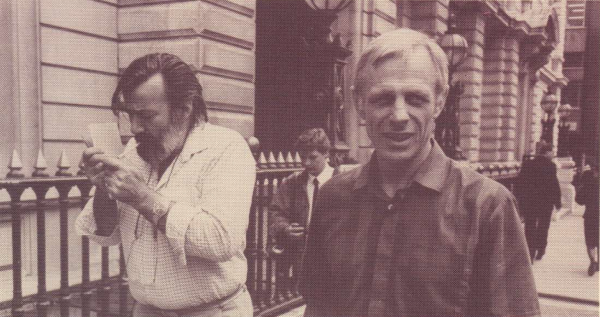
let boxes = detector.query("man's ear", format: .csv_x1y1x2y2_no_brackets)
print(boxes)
172,100,194,123
433,84,449,119
183,99,194,116
351,86,367,120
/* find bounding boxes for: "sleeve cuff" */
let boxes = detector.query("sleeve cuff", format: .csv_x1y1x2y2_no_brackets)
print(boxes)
164,202,200,266
75,199,121,246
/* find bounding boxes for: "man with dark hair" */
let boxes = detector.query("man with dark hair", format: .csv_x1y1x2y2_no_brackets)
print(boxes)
269,128,337,289
516,141,562,262
76,53,256,316
300,29,539,317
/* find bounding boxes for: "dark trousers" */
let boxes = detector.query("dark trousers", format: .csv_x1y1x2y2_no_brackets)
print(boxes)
524,211,552,255
275,250,303,294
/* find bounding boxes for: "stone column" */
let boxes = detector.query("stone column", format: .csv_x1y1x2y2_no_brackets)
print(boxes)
481,37,505,162
481,35,520,163
454,12,485,162
501,37,520,162
0,0,42,177
530,80,547,151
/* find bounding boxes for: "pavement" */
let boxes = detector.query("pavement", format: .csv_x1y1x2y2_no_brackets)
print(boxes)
277,204,599,317
279,300,599,317
532,206,598,303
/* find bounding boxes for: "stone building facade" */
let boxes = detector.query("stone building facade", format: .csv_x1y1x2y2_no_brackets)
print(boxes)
0,0,567,177
0,0,575,304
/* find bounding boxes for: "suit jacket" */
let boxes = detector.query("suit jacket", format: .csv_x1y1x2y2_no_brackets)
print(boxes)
268,166,339,263
515,156,561,215
575,170,599,220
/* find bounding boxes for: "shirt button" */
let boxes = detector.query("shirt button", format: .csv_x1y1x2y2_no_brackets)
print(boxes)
387,204,394,211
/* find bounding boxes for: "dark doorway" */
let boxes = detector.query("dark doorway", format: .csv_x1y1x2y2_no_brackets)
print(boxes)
255,0,326,152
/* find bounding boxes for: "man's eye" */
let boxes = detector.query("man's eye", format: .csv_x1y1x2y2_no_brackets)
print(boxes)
369,94,394,106
132,112,156,121
405,93,428,105
118,112,131,121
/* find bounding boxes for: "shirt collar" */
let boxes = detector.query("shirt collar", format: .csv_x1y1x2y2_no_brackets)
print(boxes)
353,139,450,193
309,164,335,185
178,122,214,163
411,139,450,192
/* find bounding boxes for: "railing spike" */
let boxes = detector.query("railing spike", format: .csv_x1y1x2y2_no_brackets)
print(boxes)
56,150,72,176
258,152,267,168
7,149,24,178
276,152,285,167
268,152,277,168
9,149,23,169
285,152,294,168
294,152,302,168
33,149,49,177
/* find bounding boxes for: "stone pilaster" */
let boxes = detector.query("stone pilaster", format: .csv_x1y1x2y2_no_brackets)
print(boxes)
480,37,505,162
515,64,534,159
530,80,547,152
454,12,485,162
118,0,257,138
480,35,520,163
408,0,449,37
0,0,42,177
501,37,519,162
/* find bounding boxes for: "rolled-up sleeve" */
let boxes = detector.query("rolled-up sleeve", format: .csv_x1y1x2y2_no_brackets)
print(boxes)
164,136,256,265
75,196,121,247
470,191,541,317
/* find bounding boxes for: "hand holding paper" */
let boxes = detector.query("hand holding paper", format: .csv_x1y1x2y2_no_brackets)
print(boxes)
80,122,126,198
86,123,124,156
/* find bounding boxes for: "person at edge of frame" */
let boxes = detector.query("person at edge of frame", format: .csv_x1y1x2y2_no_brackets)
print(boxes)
76,53,256,317
268,128,339,291
515,141,562,264
574,156,599,276
299,28,541,317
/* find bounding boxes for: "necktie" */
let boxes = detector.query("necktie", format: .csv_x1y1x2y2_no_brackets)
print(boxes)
312,178,319,209
298,178,320,276
306,178,319,229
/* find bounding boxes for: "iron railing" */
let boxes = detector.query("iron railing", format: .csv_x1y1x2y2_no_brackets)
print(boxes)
0,145,520,317
0,145,310,317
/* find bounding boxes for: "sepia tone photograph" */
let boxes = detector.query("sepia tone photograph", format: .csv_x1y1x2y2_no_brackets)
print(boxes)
0,0,598,316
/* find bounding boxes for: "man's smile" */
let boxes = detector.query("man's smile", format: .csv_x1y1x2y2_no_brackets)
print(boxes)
382,131,414,143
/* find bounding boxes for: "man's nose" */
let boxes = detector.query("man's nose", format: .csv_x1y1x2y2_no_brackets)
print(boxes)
390,98,410,123
130,116,144,135
302,158,312,167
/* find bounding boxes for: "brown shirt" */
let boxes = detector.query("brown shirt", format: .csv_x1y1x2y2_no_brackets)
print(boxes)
300,140,540,317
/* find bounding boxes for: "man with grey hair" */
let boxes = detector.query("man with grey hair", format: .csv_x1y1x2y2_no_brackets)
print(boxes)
300,28,539,317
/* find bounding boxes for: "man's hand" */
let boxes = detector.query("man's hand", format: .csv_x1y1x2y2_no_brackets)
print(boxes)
80,147,109,189
284,223,305,239
97,156,154,208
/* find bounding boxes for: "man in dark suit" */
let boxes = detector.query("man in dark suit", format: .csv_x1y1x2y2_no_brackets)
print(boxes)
574,159,599,275
268,128,337,289
516,142,562,262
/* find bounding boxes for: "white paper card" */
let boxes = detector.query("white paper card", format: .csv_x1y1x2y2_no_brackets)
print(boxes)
88,123,124,156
